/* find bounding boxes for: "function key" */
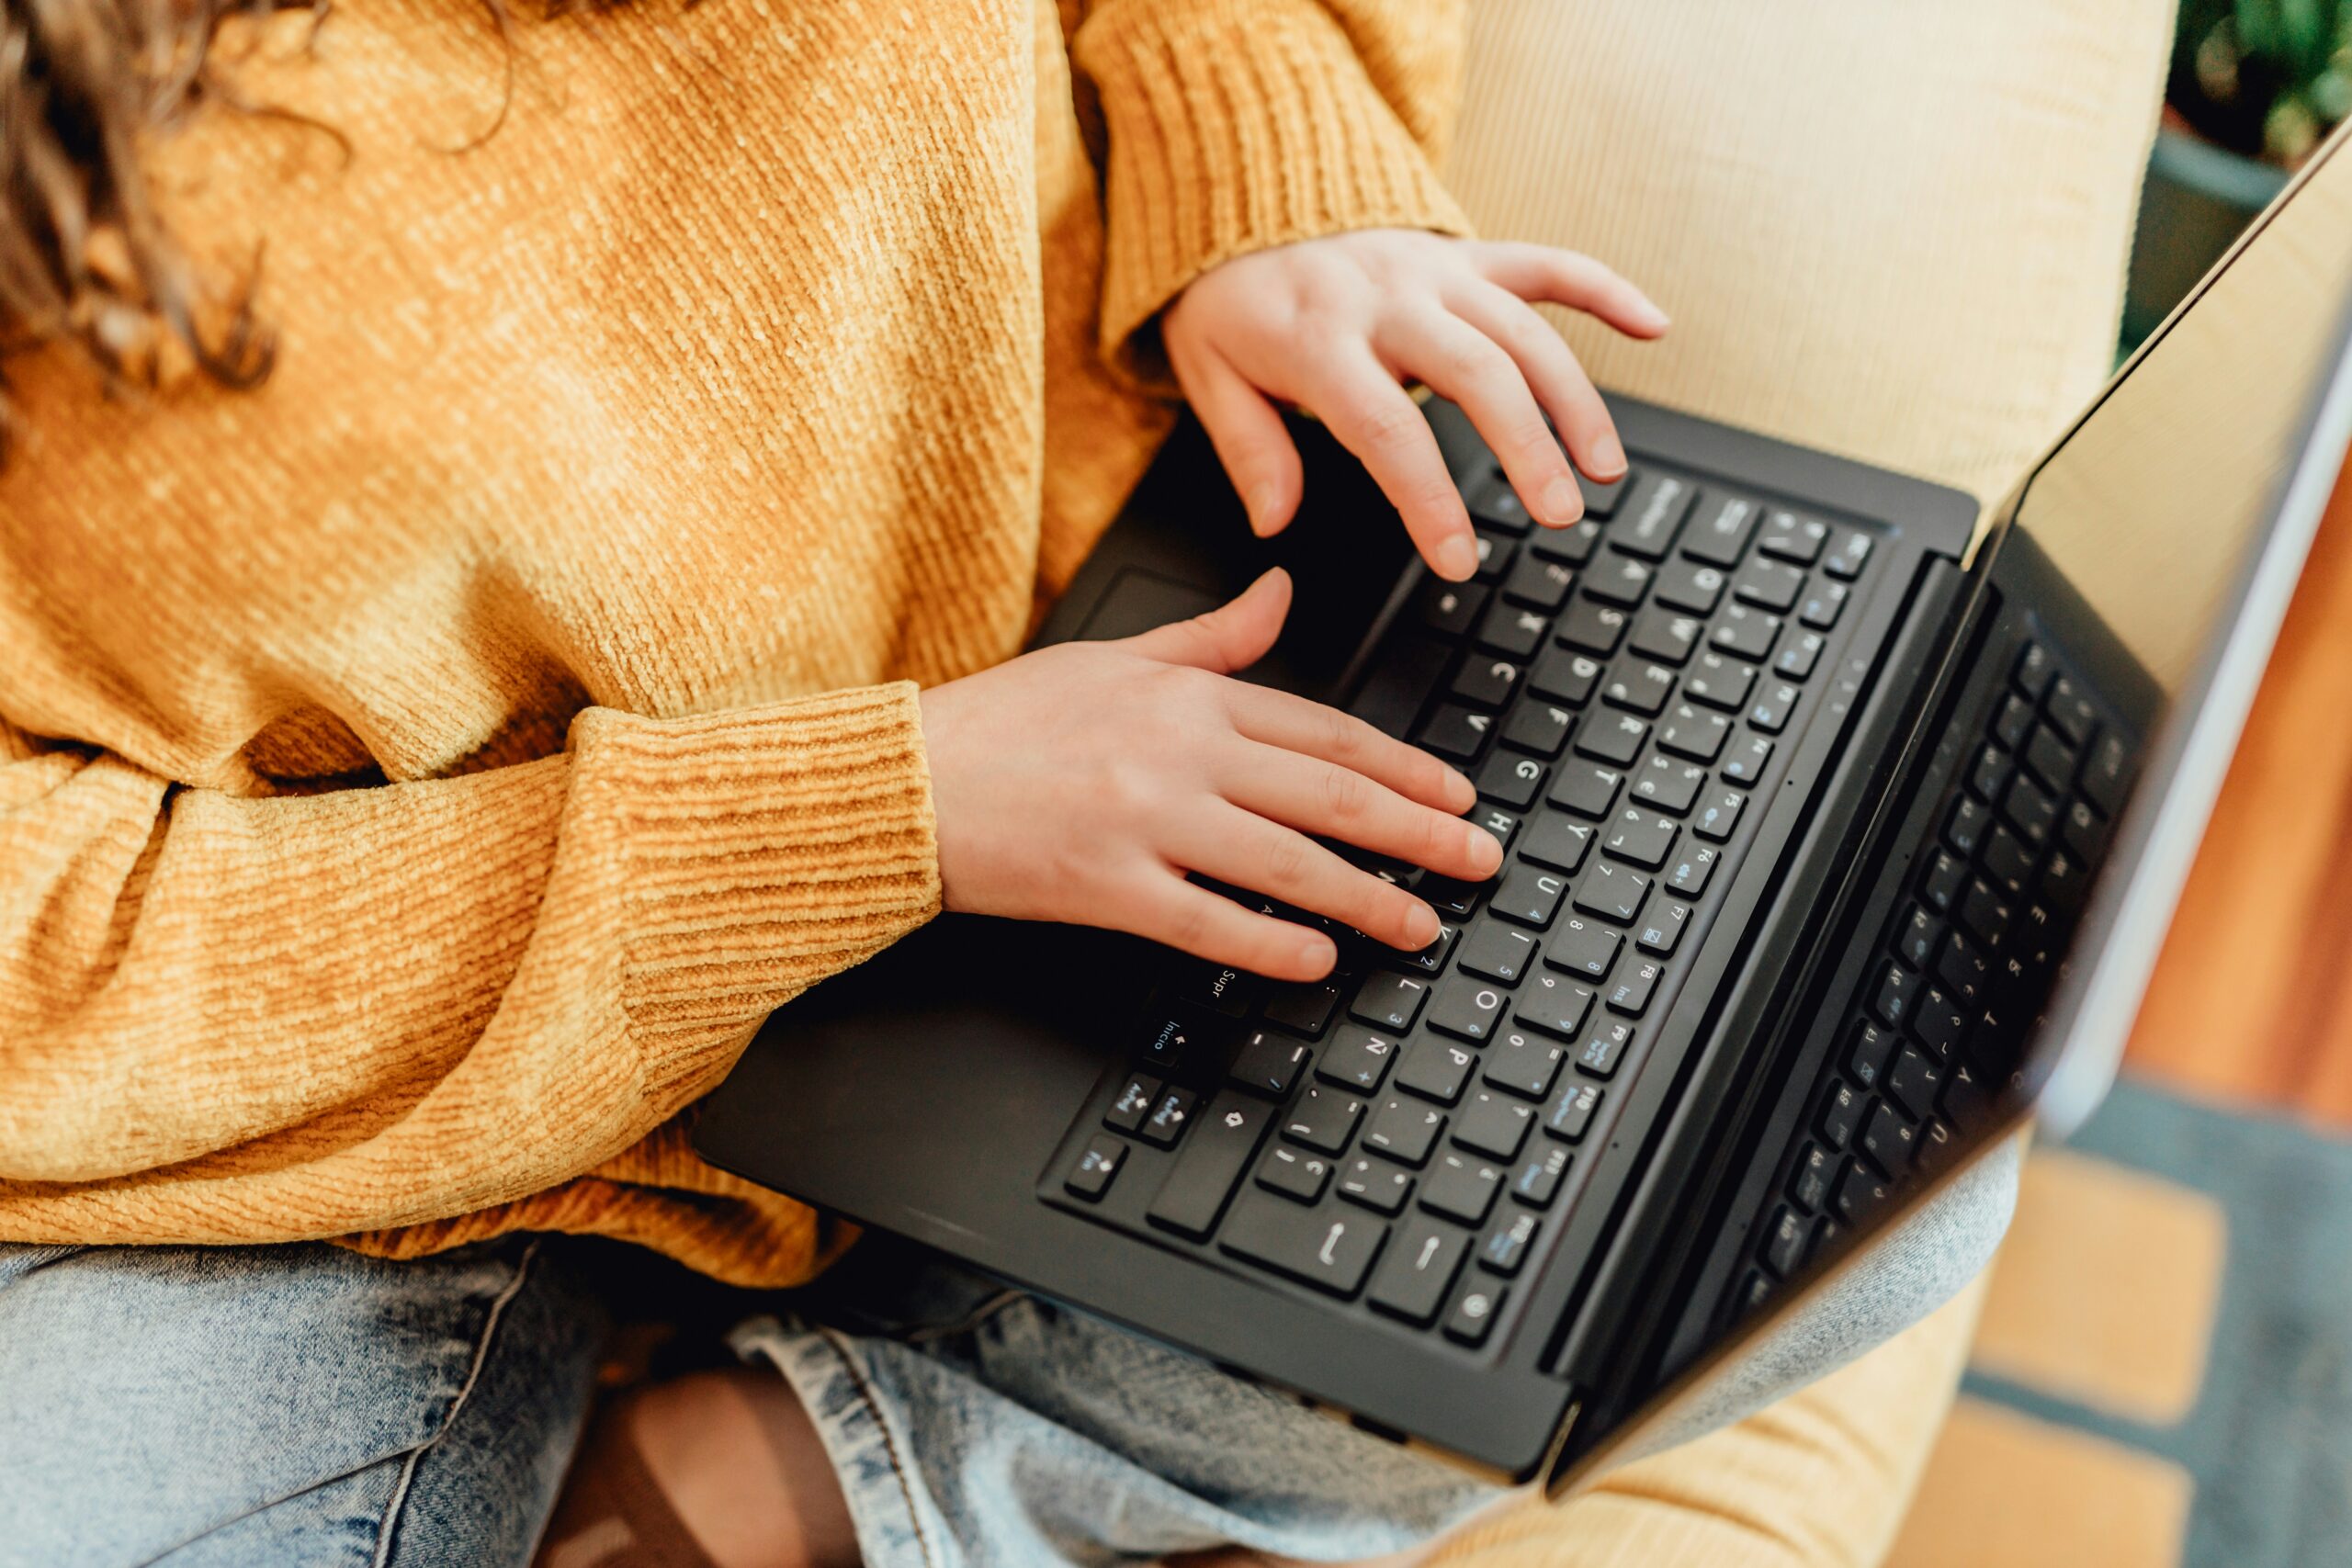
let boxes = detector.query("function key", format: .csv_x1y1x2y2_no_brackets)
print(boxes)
1603,956,1664,1016
1849,1020,1895,1092
1797,581,1849,630
1818,1080,1865,1148
1967,741,2014,803
1871,962,1917,1028
1762,1206,1812,1278
1944,795,1993,858
1895,903,1940,969
1747,679,1802,735
1664,843,1719,897
1789,1142,1835,1212
1444,1280,1510,1347
1228,1032,1311,1097
1545,1080,1603,1142
1919,846,1969,912
1065,1136,1127,1201
1106,1073,1162,1133
1511,1144,1573,1207
1479,1211,1543,1276
2012,642,2055,701
1367,1212,1468,1325
1822,530,1874,580
1683,495,1762,567
1758,509,1830,564
2044,675,2100,746
1773,630,1826,681
1690,787,1746,842
1614,472,1698,558
1414,579,1488,638
1468,471,1534,536
1732,558,1805,613
1218,1190,1385,1297
1575,1020,1637,1078
1721,733,1775,786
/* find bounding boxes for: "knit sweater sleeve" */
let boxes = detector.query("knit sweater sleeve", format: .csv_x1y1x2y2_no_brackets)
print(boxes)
1069,0,1473,384
0,689,938,1246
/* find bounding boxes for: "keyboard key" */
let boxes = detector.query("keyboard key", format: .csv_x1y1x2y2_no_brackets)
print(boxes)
1283,1084,1363,1154
1489,863,1571,929
1860,1100,1917,1176
1664,844,1719,897
1628,607,1706,666
1349,636,1450,739
1773,630,1826,680
1545,916,1621,980
1258,1144,1334,1202
1604,957,1664,1016
1937,929,1992,1006
1615,472,1697,558
1456,922,1537,986
1530,518,1604,564
1476,749,1549,808
1511,1145,1573,1207
1732,558,1805,612
1603,805,1679,869
1528,644,1603,705
1747,680,1801,734
1479,1211,1543,1276
1578,468,1631,517
1920,847,1968,912
1471,804,1522,852
1520,814,1597,875
1913,988,1969,1058
1721,733,1775,785
1065,1135,1127,1201
1818,1081,1865,1149
1983,825,2034,896
1145,1094,1272,1238
1363,1095,1448,1166
1657,703,1731,763
1895,904,1940,969
1513,971,1594,1042
1556,597,1630,655
2012,642,2056,700
1871,962,1916,1029
1959,877,2012,948
1107,1074,1161,1133
1414,579,1488,638
1487,1027,1570,1098
1585,555,1654,608
1475,601,1552,660
1219,1190,1385,1297
1394,1037,1477,1104
1141,1087,1201,1148
1710,604,1781,662
1574,861,1650,924
1758,510,1829,563
1450,654,1521,713
1944,795,1992,858
1681,650,1757,711
1472,531,1516,581
1834,1159,1892,1224
1652,557,1729,615
1632,753,1707,814
1575,1020,1636,1077
1548,760,1624,818
1415,704,1492,761
1797,581,1849,629
1468,470,1535,535
1968,741,2013,804
1762,1206,1811,1278
1848,1019,1895,1092
1444,1280,1509,1347
2044,675,2099,745
2061,799,2109,864
2002,773,2060,846
1545,1081,1603,1142
1261,972,1339,1034
1683,495,1760,566
2024,725,2078,792
1634,900,1691,956
1136,1009,1206,1074
1426,975,1507,1043
1501,702,1577,758
1317,1026,1402,1092
1367,1213,1468,1325
1419,874,1482,920
1822,530,1873,580
1454,1089,1535,1160
1577,711,1650,767
2084,730,2133,816
1501,551,1577,611
1789,1143,1835,1213
1421,1152,1504,1226
1338,1156,1414,1214
1887,1044,1943,1119
1993,692,2038,750
1691,787,1746,842
1350,973,1430,1033
1601,661,1678,716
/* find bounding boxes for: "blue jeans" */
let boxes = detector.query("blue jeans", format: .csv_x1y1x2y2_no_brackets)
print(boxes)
0,1140,2013,1568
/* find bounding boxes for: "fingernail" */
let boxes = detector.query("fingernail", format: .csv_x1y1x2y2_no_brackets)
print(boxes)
1405,903,1441,948
1435,535,1479,581
1466,824,1503,874
1245,485,1281,536
1592,433,1626,476
1299,934,1338,976
1445,767,1477,809
1540,474,1584,525
1636,297,1671,331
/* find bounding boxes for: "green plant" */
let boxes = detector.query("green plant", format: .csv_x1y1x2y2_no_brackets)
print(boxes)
2172,0,2352,164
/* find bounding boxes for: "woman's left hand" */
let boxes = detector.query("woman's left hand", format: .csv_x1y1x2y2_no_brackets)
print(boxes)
1163,230,1669,583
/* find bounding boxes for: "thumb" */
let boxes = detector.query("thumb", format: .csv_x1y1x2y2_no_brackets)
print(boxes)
1128,569,1293,674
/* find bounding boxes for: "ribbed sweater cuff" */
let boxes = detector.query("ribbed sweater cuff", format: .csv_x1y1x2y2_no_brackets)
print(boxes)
1079,0,1472,388
570,682,940,1078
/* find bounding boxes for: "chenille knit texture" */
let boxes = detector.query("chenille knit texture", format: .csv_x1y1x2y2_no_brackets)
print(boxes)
0,0,1467,1285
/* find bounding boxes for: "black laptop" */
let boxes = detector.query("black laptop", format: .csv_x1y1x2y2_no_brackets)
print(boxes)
695,132,2352,1492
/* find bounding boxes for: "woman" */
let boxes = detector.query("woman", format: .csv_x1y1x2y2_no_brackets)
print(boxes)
0,0,1682,1562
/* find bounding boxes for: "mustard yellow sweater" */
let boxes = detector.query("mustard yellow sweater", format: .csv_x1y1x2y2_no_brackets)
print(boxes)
0,0,1466,1285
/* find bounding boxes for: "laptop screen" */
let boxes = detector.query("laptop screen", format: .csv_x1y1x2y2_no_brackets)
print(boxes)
2003,125,2352,1128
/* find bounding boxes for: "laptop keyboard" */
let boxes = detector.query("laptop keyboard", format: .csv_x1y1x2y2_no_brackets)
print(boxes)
1046,456,1891,1349
1731,634,2138,1315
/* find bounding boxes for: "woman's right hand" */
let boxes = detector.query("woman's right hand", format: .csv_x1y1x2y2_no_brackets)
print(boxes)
916,569,1500,982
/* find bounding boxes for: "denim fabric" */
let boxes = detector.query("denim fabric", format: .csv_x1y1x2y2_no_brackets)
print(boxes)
0,1238,605,1568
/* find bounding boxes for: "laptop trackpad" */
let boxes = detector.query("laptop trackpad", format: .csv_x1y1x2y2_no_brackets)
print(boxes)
1071,570,1225,645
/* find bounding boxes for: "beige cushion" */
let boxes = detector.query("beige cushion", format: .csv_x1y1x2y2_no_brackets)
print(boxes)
1419,4,2168,1564
1442,0,2174,510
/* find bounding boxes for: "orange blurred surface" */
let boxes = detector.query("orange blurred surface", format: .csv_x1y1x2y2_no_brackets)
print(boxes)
2123,438,2352,1123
